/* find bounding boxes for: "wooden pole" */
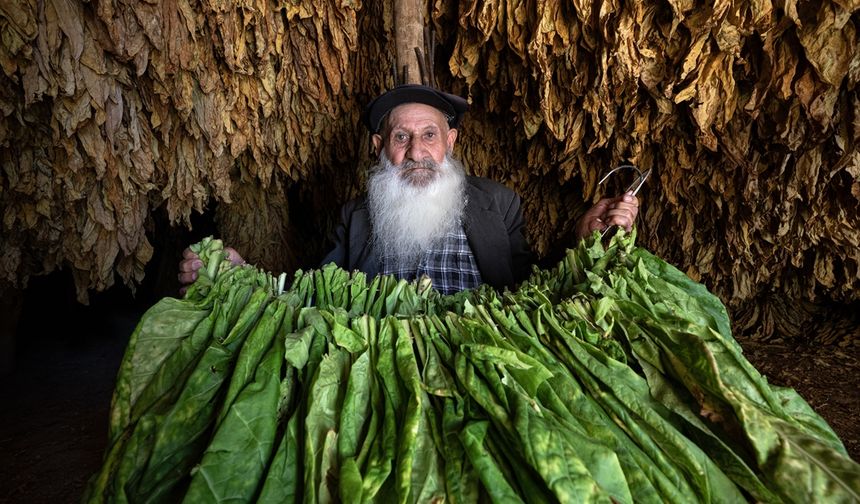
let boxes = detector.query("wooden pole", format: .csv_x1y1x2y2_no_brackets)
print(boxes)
393,0,425,85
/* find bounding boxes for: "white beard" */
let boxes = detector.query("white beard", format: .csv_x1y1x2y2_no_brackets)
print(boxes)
367,152,467,269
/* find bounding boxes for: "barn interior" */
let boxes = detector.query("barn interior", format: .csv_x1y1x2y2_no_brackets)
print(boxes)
0,0,858,500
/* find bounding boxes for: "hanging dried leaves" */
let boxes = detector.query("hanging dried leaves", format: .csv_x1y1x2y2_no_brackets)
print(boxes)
433,0,860,343
1,0,858,344
0,0,387,302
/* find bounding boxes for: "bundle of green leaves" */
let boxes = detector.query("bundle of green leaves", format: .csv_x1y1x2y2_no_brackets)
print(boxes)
85,232,860,503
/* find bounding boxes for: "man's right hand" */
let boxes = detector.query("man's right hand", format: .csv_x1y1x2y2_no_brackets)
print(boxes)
575,192,640,241
178,246,244,294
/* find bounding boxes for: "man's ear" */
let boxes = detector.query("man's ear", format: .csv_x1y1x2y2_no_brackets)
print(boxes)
372,133,383,156
447,128,458,151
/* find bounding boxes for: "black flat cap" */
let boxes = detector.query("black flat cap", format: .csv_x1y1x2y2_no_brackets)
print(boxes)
362,84,469,133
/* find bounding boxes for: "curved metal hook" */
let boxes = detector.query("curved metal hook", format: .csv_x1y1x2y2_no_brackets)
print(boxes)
599,164,651,197
597,164,652,238
598,164,642,186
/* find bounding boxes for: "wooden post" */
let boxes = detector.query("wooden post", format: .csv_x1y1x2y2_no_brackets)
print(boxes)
393,0,425,85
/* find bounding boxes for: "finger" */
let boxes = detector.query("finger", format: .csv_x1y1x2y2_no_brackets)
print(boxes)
178,258,203,273
604,211,634,230
606,204,635,216
594,198,615,212
610,217,633,230
179,286,188,296
182,248,198,260
577,199,618,239
609,202,639,218
606,204,637,218
588,217,607,233
583,199,612,223
606,200,638,213
225,247,245,265
622,192,639,206
610,194,639,209
178,270,198,284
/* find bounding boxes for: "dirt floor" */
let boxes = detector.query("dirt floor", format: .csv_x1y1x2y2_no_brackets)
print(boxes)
0,300,135,503
739,339,860,460
0,333,127,502
0,274,142,504
0,289,857,503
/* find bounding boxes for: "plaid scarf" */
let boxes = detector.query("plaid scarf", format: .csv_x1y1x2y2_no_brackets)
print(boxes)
379,225,482,295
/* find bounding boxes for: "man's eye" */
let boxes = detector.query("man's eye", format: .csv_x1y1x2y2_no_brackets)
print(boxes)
424,132,435,140
394,133,408,143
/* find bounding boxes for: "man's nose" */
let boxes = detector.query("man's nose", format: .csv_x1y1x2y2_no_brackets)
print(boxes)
405,138,422,161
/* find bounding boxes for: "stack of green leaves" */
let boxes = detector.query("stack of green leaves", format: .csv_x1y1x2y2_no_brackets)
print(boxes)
85,233,860,503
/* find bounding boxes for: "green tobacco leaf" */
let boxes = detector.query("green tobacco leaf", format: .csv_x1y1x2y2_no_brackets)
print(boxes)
629,248,732,340
285,324,316,369
257,411,302,503
323,308,367,353
183,333,285,502
130,288,262,503
515,406,621,504
338,351,372,459
361,318,401,500
393,319,446,503
217,298,287,426
339,457,364,503
744,405,860,503
108,297,212,441
460,421,524,503
303,349,350,504
84,413,158,504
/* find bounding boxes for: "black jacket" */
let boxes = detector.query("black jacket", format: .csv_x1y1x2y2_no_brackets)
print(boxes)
320,176,533,290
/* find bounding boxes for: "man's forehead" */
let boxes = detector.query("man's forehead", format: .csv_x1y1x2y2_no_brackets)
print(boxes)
387,103,449,129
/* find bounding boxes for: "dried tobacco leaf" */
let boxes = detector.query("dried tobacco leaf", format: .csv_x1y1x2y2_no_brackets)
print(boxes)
1,0,373,302
436,0,860,343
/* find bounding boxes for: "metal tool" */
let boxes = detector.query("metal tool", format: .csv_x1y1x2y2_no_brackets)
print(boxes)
597,164,652,238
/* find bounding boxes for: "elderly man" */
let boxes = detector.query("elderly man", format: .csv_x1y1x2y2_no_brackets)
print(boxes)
179,85,639,294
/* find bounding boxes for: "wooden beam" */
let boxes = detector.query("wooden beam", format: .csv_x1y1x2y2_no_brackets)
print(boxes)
393,0,424,85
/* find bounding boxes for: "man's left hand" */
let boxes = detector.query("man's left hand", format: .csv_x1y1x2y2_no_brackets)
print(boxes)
575,192,640,241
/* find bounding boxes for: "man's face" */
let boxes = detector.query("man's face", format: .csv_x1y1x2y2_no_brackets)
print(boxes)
372,103,459,185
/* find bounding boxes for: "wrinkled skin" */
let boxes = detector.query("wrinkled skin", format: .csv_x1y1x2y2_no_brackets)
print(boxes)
575,192,640,240
371,103,458,187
